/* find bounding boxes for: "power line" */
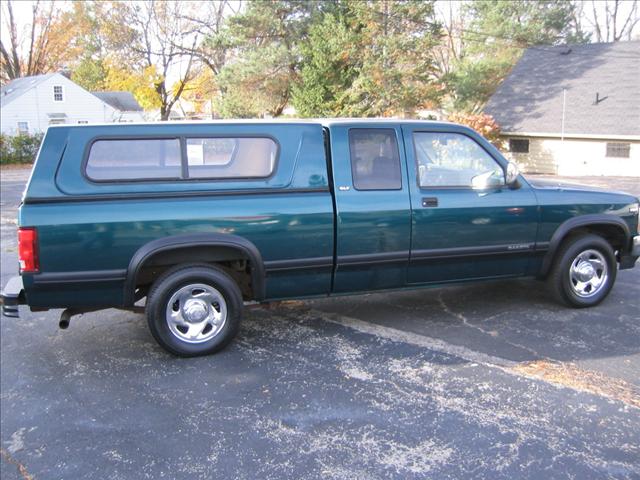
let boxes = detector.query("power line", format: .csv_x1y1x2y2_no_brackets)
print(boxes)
370,8,640,61
460,28,639,59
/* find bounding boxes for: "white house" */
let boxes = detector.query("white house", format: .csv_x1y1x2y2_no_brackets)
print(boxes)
485,41,640,177
0,72,144,135
92,91,145,123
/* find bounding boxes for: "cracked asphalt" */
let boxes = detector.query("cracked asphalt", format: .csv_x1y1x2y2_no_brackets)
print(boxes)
1,168,639,479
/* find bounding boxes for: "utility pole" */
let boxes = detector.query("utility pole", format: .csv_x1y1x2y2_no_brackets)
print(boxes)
561,88,566,142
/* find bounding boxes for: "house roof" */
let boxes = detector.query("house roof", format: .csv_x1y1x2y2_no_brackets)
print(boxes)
0,73,56,107
1,74,143,114
92,91,143,112
484,41,640,137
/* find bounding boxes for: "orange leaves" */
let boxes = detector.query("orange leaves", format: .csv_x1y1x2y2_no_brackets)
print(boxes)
447,112,502,146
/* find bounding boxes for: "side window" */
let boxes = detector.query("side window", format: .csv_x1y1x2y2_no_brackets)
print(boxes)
186,137,277,179
86,139,182,181
413,132,504,188
348,129,402,190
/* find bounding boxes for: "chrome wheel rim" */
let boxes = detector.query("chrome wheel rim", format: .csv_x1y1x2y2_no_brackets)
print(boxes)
165,283,227,343
569,249,608,298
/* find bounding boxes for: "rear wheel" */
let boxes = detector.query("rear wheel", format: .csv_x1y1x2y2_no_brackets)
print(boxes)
548,234,617,308
146,264,243,356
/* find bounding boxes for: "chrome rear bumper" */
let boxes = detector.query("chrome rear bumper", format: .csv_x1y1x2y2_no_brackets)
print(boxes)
1,276,24,318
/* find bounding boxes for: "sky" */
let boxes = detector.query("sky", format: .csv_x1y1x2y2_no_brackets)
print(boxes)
1,0,68,45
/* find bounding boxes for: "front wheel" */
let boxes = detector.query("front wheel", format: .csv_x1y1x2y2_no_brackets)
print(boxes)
548,234,617,308
146,264,243,357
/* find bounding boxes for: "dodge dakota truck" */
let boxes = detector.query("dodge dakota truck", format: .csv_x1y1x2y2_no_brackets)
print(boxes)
2,120,639,356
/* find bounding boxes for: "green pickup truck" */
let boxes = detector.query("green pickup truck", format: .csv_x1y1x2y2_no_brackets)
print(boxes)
2,120,639,356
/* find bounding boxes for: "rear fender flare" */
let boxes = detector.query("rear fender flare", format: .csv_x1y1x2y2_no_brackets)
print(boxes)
124,233,265,305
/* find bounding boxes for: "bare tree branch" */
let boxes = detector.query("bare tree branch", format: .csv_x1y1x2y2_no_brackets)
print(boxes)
617,0,639,40
0,0,65,82
591,1,603,42
7,0,22,78
587,0,638,42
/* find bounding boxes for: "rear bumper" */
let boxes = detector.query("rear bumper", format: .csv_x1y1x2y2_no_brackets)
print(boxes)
1,276,24,318
620,235,640,270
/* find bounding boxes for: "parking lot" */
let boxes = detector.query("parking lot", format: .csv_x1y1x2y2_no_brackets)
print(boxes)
1,168,639,479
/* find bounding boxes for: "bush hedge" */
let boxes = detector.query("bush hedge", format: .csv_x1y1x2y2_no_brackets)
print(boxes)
0,132,44,165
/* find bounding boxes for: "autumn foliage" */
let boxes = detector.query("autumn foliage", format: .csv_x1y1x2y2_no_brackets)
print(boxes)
3,0,636,121
446,112,503,148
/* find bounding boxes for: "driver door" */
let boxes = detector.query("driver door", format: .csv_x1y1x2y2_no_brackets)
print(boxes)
402,126,539,284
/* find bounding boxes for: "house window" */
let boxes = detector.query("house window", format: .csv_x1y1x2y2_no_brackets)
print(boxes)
606,142,630,158
509,138,529,154
53,85,64,102
17,122,29,134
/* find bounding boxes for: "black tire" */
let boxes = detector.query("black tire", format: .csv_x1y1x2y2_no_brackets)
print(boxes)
547,234,617,308
146,264,243,357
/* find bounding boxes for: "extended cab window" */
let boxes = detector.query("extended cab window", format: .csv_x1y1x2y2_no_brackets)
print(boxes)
186,137,277,179
413,132,503,188
349,129,401,190
86,139,181,181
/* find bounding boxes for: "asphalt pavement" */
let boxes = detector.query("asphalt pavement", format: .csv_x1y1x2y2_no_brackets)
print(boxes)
1,168,639,479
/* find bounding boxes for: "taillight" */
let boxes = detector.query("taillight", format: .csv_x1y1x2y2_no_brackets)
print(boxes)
18,227,39,273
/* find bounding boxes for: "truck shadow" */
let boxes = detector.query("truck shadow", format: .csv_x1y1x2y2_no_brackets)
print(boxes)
306,271,640,369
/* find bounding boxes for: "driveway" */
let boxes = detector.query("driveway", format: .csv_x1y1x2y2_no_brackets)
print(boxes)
1,168,639,479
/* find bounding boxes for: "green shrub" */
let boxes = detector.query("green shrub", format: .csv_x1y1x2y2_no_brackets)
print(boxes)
0,135,10,165
0,132,44,165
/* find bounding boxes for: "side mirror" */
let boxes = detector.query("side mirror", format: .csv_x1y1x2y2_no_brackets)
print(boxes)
471,169,504,190
505,161,520,186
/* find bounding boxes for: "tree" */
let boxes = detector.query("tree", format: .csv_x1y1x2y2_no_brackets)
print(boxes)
447,112,502,147
102,61,162,110
293,0,442,118
432,1,467,81
61,1,109,91
50,2,162,109
446,0,589,112
584,0,639,42
175,67,218,117
465,0,587,47
1,0,60,82
100,1,211,120
345,0,442,117
71,57,108,91
292,10,358,117
185,0,241,77
213,0,318,118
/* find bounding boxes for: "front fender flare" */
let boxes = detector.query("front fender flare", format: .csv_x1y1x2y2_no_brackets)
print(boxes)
538,214,631,277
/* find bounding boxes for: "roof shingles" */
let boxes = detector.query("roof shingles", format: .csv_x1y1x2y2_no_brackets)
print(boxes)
484,41,640,137
92,91,143,112
0,73,55,107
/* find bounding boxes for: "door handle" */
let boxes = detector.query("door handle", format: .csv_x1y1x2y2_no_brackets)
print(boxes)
422,197,438,207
